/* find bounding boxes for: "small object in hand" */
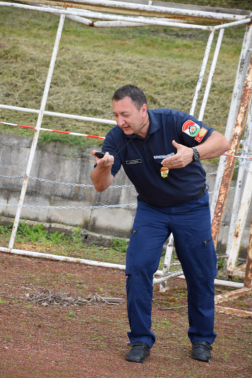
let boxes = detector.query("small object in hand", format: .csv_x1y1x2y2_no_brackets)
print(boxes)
95,151,105,158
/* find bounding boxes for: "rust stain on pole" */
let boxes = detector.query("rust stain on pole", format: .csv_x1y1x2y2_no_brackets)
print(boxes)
211,53,252,246
244,217,252,287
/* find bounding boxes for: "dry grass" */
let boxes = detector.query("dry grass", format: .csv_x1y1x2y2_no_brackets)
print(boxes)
0,6,249,144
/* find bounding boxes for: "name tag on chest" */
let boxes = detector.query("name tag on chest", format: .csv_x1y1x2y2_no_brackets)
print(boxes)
126,159,142,165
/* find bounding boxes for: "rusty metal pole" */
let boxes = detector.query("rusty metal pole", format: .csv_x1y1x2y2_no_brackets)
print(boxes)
244,217,252,287
210,25,252,220
211,53,252,246
225,158,252,275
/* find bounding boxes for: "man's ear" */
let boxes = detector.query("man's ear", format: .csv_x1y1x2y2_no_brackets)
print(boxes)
141,103,148,117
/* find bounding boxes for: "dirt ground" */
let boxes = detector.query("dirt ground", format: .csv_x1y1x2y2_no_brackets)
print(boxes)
0,252,251,378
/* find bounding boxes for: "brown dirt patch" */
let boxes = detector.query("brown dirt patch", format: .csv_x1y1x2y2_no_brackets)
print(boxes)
0,252,251,378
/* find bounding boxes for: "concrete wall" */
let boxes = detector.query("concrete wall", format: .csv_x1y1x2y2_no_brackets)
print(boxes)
0,133,137,238
0,133,251,256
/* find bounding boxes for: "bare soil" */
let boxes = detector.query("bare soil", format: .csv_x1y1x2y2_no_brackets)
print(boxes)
0,252,251,378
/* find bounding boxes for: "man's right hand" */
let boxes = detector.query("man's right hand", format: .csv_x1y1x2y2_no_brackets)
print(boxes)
91,150,114,167
90,151,115,192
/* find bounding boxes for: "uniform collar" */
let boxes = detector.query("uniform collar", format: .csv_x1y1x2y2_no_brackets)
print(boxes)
147,109,160,135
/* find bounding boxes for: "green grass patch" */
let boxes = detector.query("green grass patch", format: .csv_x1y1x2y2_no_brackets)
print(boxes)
0,220,177,269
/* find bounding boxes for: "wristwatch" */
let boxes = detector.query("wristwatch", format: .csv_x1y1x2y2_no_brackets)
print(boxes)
192,147,200,162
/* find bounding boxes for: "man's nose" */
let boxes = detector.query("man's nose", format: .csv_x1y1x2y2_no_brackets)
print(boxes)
117,116,125,127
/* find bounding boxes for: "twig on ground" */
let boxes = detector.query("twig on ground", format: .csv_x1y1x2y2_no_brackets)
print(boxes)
26,289,124,307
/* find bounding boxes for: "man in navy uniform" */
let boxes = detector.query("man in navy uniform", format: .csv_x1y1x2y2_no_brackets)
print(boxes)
91,85,230,363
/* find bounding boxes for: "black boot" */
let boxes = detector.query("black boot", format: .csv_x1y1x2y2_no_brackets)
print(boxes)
126,342,150,363
192,340,212,362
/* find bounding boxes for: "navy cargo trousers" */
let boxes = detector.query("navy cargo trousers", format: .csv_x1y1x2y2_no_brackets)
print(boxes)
125,192,217,348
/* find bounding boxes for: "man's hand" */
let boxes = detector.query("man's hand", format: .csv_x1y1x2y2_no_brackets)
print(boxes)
161,140,193,169
91,150,115,192
91,150,114,167
161,131,231,169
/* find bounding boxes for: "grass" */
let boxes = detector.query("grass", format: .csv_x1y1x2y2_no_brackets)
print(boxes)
0,220,245,282
0,220,128,263
0,220,180,270
161,0,251,9
0,4,251,145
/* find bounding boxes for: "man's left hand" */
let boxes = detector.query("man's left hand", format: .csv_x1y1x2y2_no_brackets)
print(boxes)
161,140,193,169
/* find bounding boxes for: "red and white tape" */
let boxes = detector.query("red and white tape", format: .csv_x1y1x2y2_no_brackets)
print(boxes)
1,121,252,159
222,153,252,160
0,121,105,140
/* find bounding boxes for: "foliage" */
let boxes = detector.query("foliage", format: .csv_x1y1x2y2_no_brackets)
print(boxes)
0,223,12,234
17,222,48,243
70,227,83,244
48,232,65,244
110,238,128,253
16,222,76,245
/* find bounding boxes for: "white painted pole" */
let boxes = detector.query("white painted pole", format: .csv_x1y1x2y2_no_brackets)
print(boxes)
190,31,215,116
30,0,247,21
65,8,213,30
0,104,116,125
8,15,66,250
159,234,174,292
154,269,183,284
65,14,93,25
178,274,244,288
93,20,182,27
40,3,167,27
0,246,163,275
214,17,252,30
64,6,185,27
0,246,243,288
198,28,224,121
210,25,252,219
0,3,212,30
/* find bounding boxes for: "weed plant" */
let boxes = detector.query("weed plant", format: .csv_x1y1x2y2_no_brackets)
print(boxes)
0,222,131,265
0,221,185,271
16,222,82,245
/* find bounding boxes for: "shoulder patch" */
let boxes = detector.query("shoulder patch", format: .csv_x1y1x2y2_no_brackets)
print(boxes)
195,127,208,143
182,120,201,137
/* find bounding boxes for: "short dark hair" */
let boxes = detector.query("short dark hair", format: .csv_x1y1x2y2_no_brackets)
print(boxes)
112,85,147,110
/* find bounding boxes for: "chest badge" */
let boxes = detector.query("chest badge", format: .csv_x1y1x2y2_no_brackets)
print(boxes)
161,167,169,178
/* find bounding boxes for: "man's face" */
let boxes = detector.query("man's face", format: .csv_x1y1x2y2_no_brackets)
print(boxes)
112,96,148,137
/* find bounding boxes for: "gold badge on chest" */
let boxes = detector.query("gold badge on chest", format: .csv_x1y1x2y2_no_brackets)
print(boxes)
161,167,169,178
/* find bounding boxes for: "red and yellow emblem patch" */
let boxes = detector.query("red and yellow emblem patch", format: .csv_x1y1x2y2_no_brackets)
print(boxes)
195,127,208,143
161,167,169,178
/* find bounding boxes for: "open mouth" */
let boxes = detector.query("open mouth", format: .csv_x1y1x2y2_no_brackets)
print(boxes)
122,126,131,132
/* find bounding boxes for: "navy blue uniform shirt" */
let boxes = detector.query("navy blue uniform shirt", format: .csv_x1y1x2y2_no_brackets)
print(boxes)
101,108,214,207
